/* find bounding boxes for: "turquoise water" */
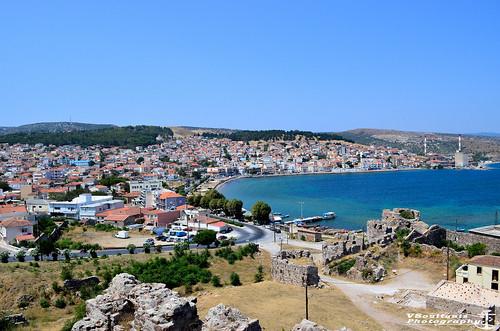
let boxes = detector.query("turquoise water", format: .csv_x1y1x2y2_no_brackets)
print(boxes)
219,164,500,230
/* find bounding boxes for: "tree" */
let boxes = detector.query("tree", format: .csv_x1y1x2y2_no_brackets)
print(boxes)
127,244,136,254
136,157,144,164
0,252,9,263
38,240,56,260
251,201,271,225
467,243,487,258
0,181,11,191
230,272,241,286
193,230,217,248
225,199,243,218
16,251,26,262
144,243,151,254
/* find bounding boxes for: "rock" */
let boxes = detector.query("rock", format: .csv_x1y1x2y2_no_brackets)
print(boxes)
3,314,28,326
72,273,202,331
202,304,262,331
64,276,100,291
372,266,385,282
292,319,331,331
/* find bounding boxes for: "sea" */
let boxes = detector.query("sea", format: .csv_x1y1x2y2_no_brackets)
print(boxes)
218,164,500,231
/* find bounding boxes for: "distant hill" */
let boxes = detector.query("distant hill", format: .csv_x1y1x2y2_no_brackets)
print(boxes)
340,128,500,160
0,122,116,135
169,126,236,138
0,125,173,148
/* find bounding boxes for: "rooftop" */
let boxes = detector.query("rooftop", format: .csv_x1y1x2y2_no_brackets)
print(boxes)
428,280,500,308
468,255,500,269
469,225,500,239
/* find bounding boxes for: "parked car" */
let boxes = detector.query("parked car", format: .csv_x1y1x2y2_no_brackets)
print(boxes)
144,238,155,246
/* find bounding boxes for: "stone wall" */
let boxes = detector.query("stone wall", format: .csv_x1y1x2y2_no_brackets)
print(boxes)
446,230,500,254
426,295,493,318
271,250,319,287
322,233,363,266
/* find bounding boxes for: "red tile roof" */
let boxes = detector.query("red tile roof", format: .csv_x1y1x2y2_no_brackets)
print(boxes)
0,218,32,228
159,191,183,200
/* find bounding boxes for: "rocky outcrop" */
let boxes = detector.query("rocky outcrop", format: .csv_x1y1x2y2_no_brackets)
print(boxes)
72,273,202,331
72,274,264,331
271,250,320,287
291,319,352,331
202,304,262,331
64,276,100,291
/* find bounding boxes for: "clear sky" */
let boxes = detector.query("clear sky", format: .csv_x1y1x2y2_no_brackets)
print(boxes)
1,1,499,133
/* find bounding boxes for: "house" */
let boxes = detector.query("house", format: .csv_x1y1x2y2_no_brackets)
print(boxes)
128,179,163,193
456,255,500,291
0,218,34,245
157,191,186,210
96,207,144,227
26,199,51,214
297,227,323,242
143,209,180,227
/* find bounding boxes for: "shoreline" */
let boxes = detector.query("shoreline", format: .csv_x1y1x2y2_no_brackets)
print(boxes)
215,167,426,191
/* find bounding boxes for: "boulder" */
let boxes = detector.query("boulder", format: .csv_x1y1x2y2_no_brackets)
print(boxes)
64,276,100,291
202,304,262,331
292,319,331,331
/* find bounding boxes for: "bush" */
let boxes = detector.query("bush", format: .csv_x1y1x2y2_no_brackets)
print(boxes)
61,266,74,280
211,275,222,287
52,281,62,294
40,298,50,308
335,258,356,274
399,210,415,219
230,272,241,286
466,243,487,258
144,243,151,254
54,297,67,309
94,223,116,232
16,251,25,262
89,249,98,259
0,252,9,263
254,265,264,283
127,244,136,254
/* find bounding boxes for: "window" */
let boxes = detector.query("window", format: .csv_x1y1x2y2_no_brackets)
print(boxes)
463,277,468,283
493,270,499,282
477,266,482,275
492,283,498,291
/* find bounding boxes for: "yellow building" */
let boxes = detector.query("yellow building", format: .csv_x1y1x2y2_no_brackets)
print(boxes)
456,255,500,291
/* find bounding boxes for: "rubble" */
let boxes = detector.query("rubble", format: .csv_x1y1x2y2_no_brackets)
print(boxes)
202,304,262,331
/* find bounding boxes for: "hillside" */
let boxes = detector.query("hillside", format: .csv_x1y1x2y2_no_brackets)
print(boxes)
340,128,500,160
0,122,115,135
0,125,173,148
169,126,236,138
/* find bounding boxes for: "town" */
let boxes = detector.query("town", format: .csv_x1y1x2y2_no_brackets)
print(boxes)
0,128,499,331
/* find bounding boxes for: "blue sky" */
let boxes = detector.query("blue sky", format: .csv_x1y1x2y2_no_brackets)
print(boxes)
1,1,499,133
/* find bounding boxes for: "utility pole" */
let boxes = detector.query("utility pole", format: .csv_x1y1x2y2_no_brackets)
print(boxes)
446,239,450,281
299,201,304,220
305,283,309,320
280,237,283,252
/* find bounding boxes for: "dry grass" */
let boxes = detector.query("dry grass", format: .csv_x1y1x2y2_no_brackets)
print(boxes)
197,281,383,330
62,226,160,248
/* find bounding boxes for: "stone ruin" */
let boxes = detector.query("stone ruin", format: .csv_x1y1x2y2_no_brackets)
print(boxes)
271,250,320,287
322,232,364,266
367,208,430,246
345,251,385,283
71,273,344,331
72,273,262,331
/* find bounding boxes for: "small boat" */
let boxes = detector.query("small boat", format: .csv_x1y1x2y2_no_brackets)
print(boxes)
322,212,336,220
283,214,290,218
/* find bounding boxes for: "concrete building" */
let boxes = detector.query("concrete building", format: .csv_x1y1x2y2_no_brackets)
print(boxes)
26,199,51,214
48,193,122,220
157,191,186,210
454,135,469,168
456,255,500,291
128,179,163,193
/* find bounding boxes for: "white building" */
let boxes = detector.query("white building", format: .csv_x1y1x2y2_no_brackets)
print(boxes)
48,194,123,220
128,179,163,193
0,218,34,244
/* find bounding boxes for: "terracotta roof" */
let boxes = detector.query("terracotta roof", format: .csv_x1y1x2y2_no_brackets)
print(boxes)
469,255,500,269
0,218,32,228
0,205,27,214
16,234,35,241
96,207,142,218
159,191,183,200
104,214,132,222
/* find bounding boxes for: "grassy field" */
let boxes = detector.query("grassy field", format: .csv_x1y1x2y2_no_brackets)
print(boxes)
197,281,383,330
0,248,271,330
61,226,161,248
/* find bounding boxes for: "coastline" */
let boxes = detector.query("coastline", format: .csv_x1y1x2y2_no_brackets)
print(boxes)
215,167,426,191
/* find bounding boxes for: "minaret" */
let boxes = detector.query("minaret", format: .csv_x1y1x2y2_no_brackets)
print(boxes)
424,137,427,155
458,135,462,152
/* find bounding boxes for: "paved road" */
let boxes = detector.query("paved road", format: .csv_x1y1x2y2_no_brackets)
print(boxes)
2,222,271,262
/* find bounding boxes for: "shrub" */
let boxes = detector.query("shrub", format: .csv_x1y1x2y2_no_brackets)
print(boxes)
144,243,151,254
89,249,98,259
52,281,62,294
335,258,356,275
16,251,25,262
254,265,264,283
230,272,241,286
466,243,487,258
64,249,71,261
39,298,50,308
0,252,9,263
127,244,136,254
399,210,415,219
54,297,67,309
61,266,74,281
211,275,222,287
